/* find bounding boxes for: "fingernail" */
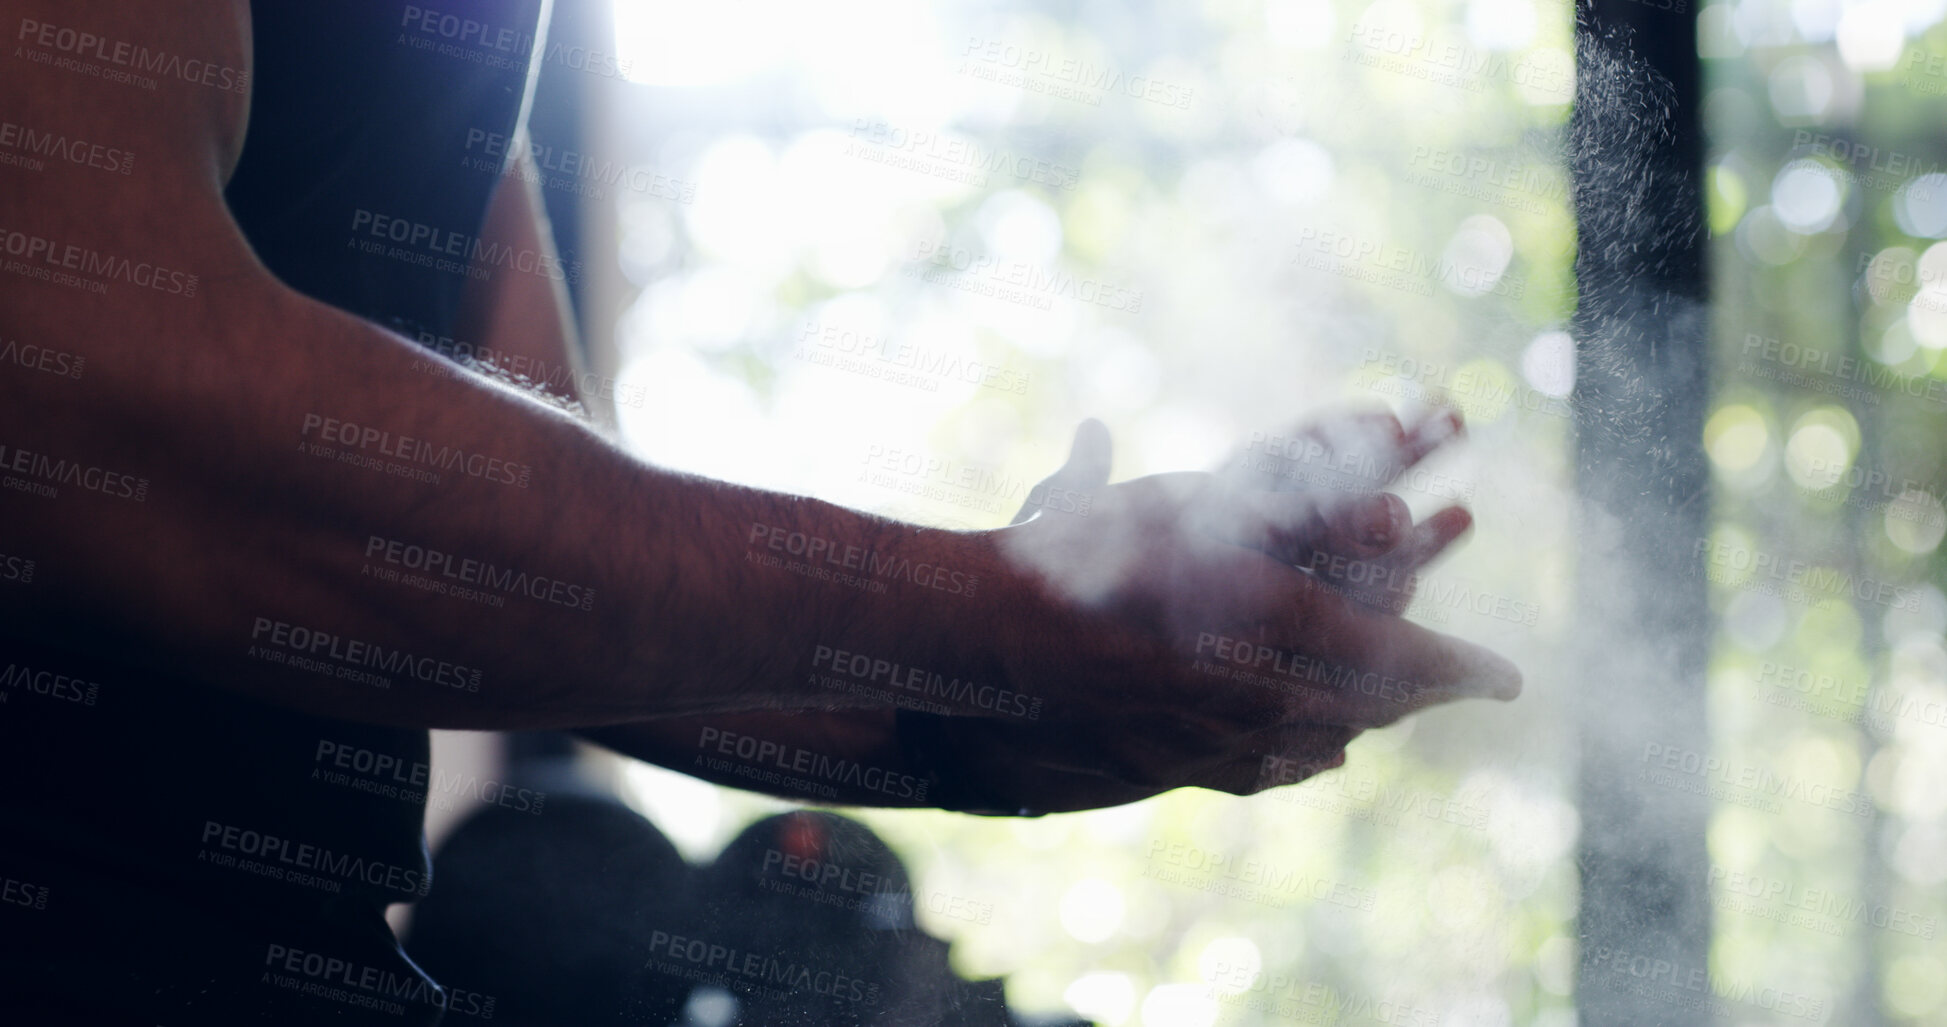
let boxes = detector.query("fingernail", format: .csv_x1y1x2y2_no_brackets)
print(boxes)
1359,494,1405,546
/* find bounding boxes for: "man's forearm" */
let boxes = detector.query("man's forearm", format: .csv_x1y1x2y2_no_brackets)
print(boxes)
2,256,1007,730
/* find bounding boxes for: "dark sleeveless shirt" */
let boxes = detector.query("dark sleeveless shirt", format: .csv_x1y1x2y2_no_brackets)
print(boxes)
0,2,546,1022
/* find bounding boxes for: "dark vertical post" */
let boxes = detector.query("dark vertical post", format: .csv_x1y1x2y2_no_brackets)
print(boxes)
1568,4,1713,1024
1840,330,1892,1027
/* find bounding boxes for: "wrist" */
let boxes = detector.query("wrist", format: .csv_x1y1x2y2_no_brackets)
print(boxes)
780,520,1031,721
813,520,1016,675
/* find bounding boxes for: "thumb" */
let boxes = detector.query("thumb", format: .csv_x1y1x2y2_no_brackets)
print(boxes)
1010,418,1113,524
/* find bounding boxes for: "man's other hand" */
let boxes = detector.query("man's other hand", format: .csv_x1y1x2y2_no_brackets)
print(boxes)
899,410,1518,813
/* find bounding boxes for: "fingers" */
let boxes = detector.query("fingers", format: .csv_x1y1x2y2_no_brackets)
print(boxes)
1336,491,1411,555
1392,406,1465,476
1393,504,1474,569
1232,406,1464,498
1063,418,1114,486
1162,547,1516,732
1304,504,1473,614
1011,418,1114,525
1297,579,1521,709
1212,404,1473,573
1203,567,1519,729
1190,483,1412,565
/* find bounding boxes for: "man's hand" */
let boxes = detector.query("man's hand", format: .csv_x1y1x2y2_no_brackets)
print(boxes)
1220,405,1476,614
896,409,1517,813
